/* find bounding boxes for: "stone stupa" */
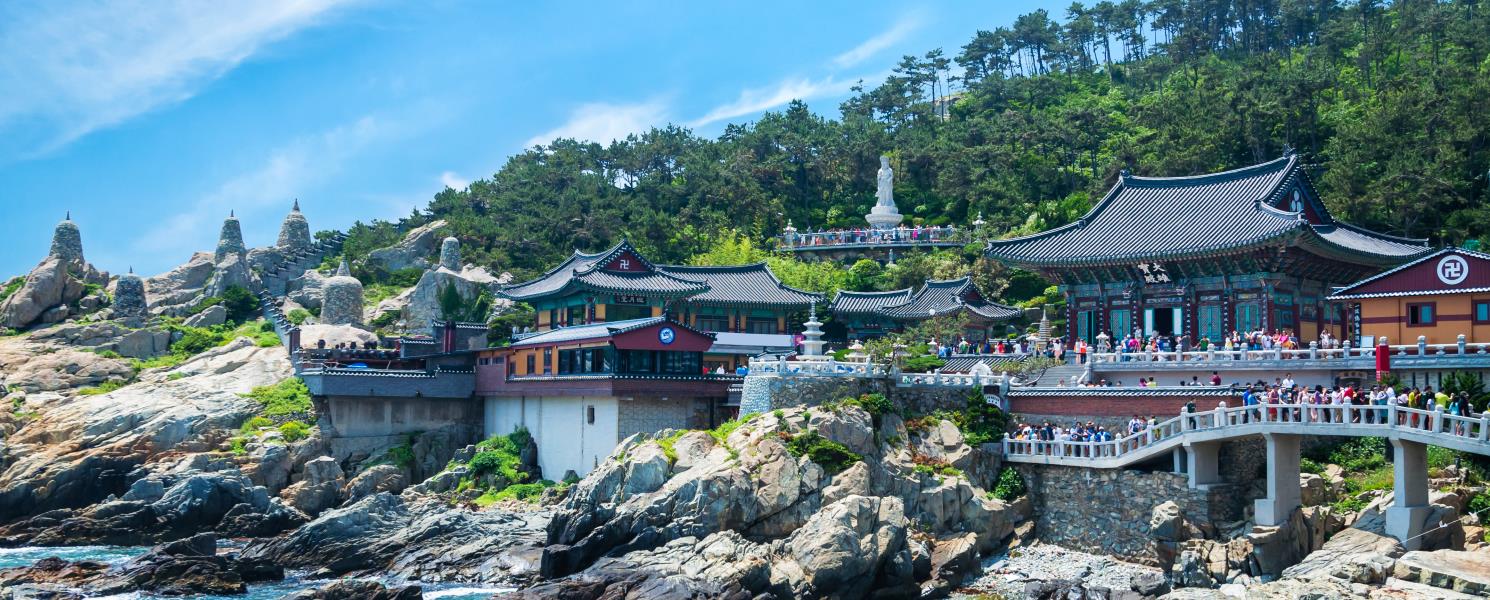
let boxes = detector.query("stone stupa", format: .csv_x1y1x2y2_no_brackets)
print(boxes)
277,200,312,255
114,267,148,323
865,155,904,230
320,260,364,326
215,210,246,263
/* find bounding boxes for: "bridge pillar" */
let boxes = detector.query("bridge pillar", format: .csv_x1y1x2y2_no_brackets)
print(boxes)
1386,438,1431,550
1185,441,1221,488
1254,433,1302,527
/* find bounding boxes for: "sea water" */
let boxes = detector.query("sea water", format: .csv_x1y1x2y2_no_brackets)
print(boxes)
0,546,514,599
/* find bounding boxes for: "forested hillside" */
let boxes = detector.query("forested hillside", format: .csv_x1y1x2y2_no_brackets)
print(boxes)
338,0,1489,286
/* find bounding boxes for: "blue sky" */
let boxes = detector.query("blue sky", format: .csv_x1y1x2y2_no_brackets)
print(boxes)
0,0,1050,278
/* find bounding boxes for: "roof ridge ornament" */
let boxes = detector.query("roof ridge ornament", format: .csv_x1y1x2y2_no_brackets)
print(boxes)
1282,143,1295,157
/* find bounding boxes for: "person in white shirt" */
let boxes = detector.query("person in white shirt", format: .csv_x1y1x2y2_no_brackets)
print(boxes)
1281,373,1295,389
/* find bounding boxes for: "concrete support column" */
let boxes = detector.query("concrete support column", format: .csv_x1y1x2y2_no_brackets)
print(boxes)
1254,433,1302,526
1185,441,1221,489
1386,438,1432,550
1173,446,1186,474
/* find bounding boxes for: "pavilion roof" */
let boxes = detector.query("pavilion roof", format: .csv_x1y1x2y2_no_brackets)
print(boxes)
660,263,822,307
985,154,1430,269
829,288,914,316
879,277,1022,322
499,241,709,301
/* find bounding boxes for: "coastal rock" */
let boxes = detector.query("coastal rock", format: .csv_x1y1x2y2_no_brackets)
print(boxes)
0,342,290,529
280,456,345,516
509,495,915,600
543,405,1013,581
0,341,134,393
0,533,281,597
284,579,423,600
241,492,549,584
343,464,409,502
1391,549,1490,595
365,219,447,274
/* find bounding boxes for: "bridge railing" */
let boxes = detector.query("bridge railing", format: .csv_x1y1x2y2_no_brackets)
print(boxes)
1005,401,1490,461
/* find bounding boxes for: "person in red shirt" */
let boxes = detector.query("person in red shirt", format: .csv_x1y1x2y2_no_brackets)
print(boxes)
1210,371,1222,386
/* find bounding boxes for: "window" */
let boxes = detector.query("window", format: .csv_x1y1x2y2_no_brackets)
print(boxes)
586,405,595,424
1109,309,1131,338
525,353,535,375
607,304,650,322
557,348,611,374
1274,308,1295,328
745,318,778,334
1407,303,1435,327
1475,300,1490,324
543,347,553,374
696,316,730,332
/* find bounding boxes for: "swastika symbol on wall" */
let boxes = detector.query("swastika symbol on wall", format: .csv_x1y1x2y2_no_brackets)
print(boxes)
1436,255,1469,285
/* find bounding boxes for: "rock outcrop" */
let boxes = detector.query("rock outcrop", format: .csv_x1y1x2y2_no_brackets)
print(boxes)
0,339,291,528
540,406,1022,596
241,492,549,585
365,219,447,274
284,579,423,600
320,261,364,326
401,236,505,334
0,216,109,329
0,533,281,597
509,495,919,600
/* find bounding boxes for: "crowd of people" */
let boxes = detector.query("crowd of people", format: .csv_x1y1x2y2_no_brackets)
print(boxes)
928,336,1057,358
782,224,960,247
1239,378,1480,431
1085,328,1347,363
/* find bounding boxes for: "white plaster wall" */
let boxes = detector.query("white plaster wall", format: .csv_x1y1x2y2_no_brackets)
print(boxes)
1092,368,1333,389
484,395,619,478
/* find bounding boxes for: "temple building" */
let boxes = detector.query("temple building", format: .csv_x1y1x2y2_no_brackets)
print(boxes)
498,240,819,371
985,152,1432,345
1327,247,1490,346
475,316,737,478
829,276,1022,341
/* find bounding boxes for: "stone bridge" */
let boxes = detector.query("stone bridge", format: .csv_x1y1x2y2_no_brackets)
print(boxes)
1003,403,1490,549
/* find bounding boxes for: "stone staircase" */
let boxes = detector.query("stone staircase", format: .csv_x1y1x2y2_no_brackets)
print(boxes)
1028,362,1088,387
259,232,348,297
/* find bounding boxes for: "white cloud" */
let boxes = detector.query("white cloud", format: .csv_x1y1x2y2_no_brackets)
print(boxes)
524,100,671,147
689,76,858,127
0,0,357,156
439,171,469,190
133,115,400,260
832,14,923,68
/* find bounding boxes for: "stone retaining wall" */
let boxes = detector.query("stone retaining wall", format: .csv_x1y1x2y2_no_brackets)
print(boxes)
1014,464,1236,565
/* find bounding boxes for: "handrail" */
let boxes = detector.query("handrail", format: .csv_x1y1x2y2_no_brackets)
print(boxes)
779,226,966,249
1003,401,1490,463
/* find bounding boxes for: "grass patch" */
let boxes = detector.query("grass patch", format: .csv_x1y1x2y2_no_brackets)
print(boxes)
656,430,688,464
0,277,23,304
244,378,312,417
473,481,556,507
278,420,311,442
785,430,861,475
240,416,275,435
77,379,130,396
1300,458,1324,475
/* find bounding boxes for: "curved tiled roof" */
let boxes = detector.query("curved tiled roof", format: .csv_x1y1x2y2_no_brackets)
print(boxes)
500,241,708,301
829,288,913,316
507,316,716,348
942,355,1028,373
985,155,1430,267
661,263,822,307
880,277,1022,321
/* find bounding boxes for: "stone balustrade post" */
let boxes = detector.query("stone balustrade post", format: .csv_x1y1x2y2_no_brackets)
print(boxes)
1342,339,1352,358
1207,346,1216,361
1481,415,1490,442
1417,336,1427,356
1457,334,1467,355
1433,404,1444,434
1308,341,1318,360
